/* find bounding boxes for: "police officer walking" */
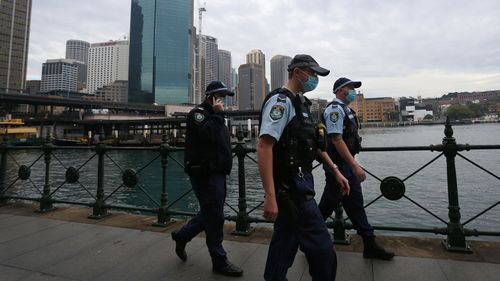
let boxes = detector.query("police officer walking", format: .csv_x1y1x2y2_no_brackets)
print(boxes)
257,54,350,281
318,77,394,260
171,81,243,277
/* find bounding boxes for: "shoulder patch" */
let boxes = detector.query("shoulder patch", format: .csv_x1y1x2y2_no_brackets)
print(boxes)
330,111,339,123
277,93,288,103
194,112,205,122
270,104,285,120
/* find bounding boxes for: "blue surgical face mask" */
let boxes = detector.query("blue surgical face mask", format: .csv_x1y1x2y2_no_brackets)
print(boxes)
301,75,319,93
346,89,357,103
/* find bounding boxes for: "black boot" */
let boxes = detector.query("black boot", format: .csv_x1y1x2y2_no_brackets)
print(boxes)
363,236,394,260
213,260,244,277
171,231,187,261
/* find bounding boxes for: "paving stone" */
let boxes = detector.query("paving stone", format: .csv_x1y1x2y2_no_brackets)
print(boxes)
438,259,500,281
0,264,34,280
373,256,447,281
0,222,95,262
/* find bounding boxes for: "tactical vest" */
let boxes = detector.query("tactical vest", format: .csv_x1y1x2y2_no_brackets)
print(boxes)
259,88,317,183
321,101,362,165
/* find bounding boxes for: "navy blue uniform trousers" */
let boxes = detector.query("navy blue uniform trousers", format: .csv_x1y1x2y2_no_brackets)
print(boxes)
318,166,374,238
174,174,227,265
265,173,337,281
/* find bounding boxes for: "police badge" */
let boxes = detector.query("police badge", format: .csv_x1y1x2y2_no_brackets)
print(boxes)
270,104,285,120
194,112,205,122
330,112,339,123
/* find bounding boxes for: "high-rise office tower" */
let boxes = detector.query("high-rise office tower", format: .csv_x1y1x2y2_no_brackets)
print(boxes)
87,40,129,95
238,63,265,111
246,49,266,77
270,55,292,91
200,35,218,90
40,59,79,93
218,49,231,88
128,0,194,105
0,0,32,93
66,39,90,90
66,39,89,63
227,67,238,107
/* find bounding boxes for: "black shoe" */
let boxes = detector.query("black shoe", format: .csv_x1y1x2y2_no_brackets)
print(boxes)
213,261,243,277
363,236,395,260
171,231,187,261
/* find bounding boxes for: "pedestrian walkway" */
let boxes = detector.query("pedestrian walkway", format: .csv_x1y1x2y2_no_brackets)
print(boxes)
1,209,499,280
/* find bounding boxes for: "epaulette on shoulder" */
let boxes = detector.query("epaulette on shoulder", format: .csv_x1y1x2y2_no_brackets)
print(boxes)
277,93,288,102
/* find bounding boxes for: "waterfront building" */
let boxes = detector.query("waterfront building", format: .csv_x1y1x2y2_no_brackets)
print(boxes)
351,93,397,122
238,63,265,110
25,80,40,94
94,80,128,103
40,59,79,93
270,55,292,91
0,0,32,93
66,40,90,90
128,0,194,105
310,98,329,121
87,40,129,95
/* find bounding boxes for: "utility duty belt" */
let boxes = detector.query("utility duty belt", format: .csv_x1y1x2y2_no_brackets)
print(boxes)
185,160,212,177
276,188,314,224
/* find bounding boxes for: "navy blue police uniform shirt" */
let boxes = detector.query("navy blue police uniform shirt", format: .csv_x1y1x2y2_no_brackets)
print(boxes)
259,88,297,142
185,101,232,175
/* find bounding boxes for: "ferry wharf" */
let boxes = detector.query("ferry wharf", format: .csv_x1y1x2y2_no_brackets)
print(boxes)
1,203,500,281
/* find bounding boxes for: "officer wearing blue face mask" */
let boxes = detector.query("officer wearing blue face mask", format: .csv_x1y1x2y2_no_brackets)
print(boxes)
319,77,395,261
258,55,350,281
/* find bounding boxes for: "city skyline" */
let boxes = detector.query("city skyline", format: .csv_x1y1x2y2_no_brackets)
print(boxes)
26,0,500,100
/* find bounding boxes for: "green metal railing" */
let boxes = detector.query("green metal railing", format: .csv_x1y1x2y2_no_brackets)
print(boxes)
1,118,499,253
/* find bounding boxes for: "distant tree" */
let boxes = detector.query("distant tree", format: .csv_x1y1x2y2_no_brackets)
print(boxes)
445,104,475,120
467,103,486,118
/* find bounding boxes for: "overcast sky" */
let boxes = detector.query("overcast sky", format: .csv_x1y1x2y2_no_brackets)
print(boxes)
27,0,500,99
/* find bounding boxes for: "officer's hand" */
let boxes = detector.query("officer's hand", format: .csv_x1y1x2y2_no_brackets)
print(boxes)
353,165,366,183
263,195,278,221
335,169,350,196
212,97,224,112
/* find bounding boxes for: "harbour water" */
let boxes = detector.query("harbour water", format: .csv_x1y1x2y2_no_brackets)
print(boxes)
3,123,500,238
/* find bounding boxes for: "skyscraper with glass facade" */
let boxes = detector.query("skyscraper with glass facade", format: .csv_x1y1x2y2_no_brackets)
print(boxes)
128,0,194,105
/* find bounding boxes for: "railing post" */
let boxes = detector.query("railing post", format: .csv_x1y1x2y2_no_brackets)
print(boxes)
332,203,351,244
38,132,55,212
0,134,8,204
89,129,109,219
232,131,254,236
442,117,471,252
154,131,174,227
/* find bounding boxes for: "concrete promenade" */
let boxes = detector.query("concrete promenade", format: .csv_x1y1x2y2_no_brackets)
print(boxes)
1,204,499,281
